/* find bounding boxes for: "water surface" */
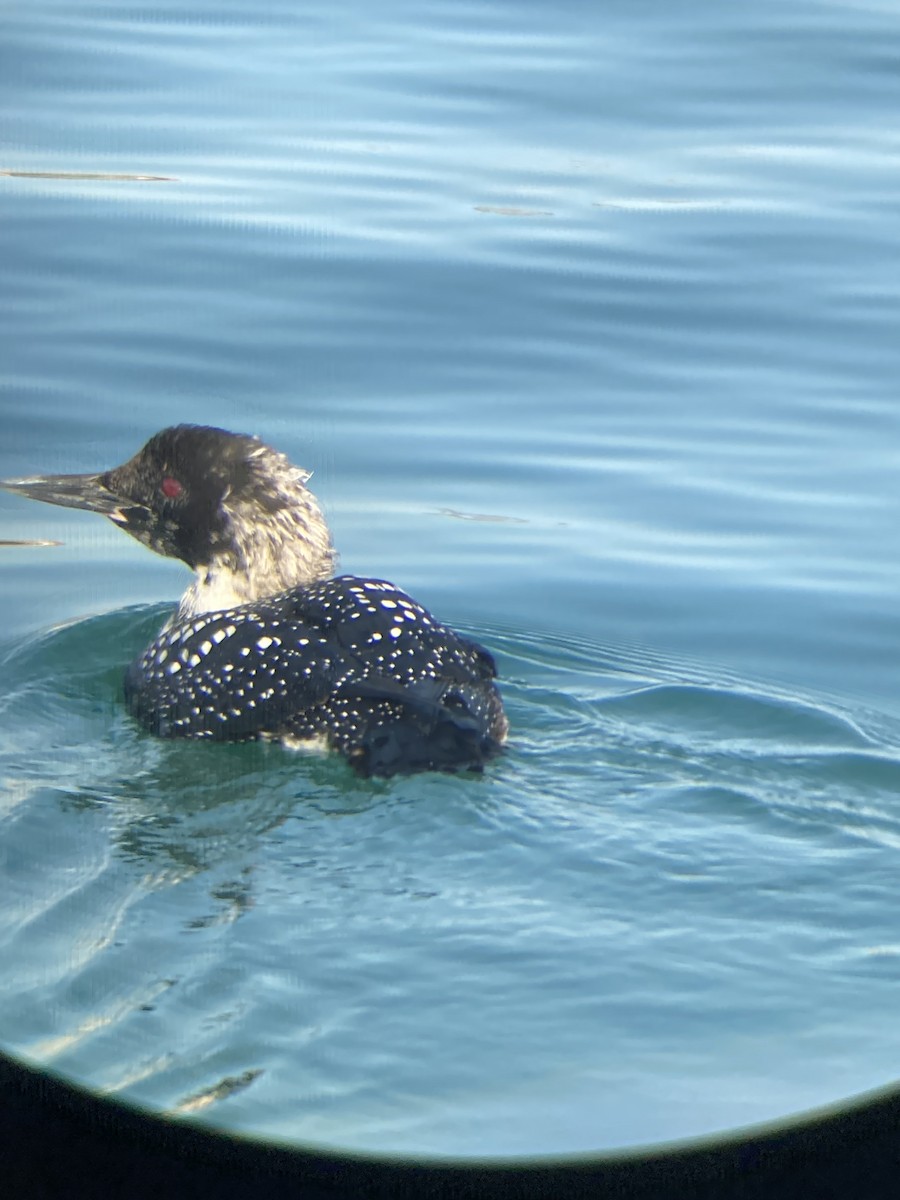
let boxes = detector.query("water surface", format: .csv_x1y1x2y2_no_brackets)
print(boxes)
3,0,900,1159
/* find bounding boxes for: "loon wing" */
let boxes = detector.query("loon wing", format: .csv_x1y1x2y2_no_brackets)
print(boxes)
124,607,344,740
283,575,499,682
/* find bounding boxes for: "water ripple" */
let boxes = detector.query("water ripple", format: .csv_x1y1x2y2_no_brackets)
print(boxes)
2,607,898,1152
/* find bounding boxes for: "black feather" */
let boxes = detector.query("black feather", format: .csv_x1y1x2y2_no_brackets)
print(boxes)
125,575,506,775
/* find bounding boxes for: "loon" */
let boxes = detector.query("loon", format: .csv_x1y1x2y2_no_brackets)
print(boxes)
1,425,508,777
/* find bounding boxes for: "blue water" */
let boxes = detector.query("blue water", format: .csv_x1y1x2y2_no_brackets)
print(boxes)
3,0,900,1159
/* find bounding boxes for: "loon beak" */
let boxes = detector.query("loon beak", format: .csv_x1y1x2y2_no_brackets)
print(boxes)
0,471,125,516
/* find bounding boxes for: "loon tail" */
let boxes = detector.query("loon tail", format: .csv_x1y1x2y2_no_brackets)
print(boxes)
351,707,502,778
339,679,505,777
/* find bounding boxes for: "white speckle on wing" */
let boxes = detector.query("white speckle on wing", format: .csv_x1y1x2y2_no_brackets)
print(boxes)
128,569,506,767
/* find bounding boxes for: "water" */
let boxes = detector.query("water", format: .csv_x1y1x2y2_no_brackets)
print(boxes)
3,0,900,1160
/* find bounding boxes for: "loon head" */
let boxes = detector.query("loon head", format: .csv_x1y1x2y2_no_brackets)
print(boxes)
1,424,337,616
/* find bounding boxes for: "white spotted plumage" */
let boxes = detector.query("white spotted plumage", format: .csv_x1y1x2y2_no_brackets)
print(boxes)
126,573,507,774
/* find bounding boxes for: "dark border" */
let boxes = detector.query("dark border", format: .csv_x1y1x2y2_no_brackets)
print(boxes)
2,1049,899,1199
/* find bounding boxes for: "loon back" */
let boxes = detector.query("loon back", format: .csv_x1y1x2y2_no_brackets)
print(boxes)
125,575,507,777
1,424,507,777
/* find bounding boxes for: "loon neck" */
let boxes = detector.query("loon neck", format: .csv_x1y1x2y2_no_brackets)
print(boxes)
176,563,269,620
174,477,337,619
175,546,335,620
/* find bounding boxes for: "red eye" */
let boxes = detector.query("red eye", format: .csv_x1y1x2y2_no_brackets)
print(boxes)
161,477,183,499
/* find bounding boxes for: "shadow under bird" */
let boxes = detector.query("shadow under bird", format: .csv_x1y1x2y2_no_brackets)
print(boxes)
1,425,508,777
